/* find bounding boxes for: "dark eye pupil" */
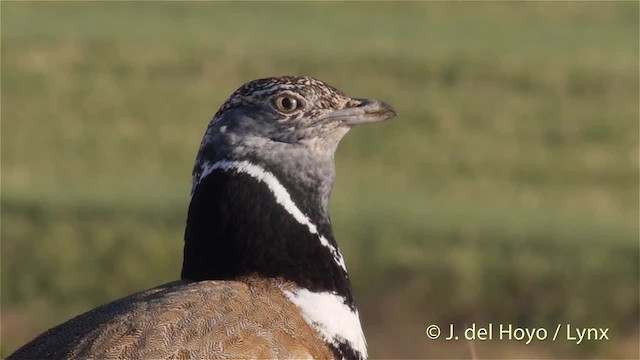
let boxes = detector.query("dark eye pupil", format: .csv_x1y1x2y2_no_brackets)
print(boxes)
274,96,298,112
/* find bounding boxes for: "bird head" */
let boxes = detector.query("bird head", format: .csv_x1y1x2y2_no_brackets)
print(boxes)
191,76,396,195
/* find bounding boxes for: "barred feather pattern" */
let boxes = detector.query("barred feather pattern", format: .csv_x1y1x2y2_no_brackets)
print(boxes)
9,277,333,360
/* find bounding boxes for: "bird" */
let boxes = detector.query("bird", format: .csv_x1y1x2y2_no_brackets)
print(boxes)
9,75,397,360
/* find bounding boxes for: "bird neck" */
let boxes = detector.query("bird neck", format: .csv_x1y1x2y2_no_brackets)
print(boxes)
181,158,355,306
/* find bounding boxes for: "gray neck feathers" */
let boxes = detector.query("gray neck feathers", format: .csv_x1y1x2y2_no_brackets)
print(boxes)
193,110,342,217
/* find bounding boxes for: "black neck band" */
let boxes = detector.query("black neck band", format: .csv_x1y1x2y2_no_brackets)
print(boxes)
181,168,355,307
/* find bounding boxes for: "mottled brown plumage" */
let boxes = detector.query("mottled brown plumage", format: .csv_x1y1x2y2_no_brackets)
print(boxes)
9,277,333,359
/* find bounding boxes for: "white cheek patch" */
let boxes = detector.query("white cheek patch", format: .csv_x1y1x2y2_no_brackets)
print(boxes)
282,287,367,360
198,160,347,272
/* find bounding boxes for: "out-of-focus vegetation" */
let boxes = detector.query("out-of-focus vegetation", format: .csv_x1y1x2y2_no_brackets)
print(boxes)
2,2,638,358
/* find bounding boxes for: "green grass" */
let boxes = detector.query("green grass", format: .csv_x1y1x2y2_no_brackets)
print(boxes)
2,2,638,358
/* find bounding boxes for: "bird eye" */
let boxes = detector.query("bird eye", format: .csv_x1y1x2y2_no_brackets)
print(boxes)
273,96,299,113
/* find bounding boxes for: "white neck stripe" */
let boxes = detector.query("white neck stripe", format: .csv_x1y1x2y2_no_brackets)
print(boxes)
199,160,347,272
282,287,368,359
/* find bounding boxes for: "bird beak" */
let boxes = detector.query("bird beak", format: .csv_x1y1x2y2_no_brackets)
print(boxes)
320,99,397,127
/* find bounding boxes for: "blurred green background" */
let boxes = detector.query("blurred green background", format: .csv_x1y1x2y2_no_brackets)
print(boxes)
2,2,638,359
